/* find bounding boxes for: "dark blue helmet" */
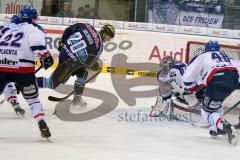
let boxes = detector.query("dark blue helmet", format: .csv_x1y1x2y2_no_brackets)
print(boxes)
19,6,38,22
205,41,220,52
11,15,22,24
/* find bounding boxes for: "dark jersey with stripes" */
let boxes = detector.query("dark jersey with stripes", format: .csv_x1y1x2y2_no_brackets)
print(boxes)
60,23,103,67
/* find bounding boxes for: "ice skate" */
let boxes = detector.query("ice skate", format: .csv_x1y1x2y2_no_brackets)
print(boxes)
223,121,239,145
38,120,51,139
12,102,25,117
70,95,87,113
209,129,226,139
14,107,25,117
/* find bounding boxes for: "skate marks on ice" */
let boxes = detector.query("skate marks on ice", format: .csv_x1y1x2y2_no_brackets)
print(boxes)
1,110,240,160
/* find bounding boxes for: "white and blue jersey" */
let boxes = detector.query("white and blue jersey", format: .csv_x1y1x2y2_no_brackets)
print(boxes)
183,51,237,93
157,62,186,100
59,23,103,67
230,58,240,83
0,22,47,73
158,63,187,88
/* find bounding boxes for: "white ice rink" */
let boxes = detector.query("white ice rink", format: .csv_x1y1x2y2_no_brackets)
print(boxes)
0,70,240,160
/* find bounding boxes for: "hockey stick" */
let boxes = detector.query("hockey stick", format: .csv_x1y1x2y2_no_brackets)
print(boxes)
48,70,101,102
34,66,42,74
234,116,240,129
223,101,240,116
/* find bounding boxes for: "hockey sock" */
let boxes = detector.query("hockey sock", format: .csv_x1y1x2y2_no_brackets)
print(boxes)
26,97,45,122
37,77,53,89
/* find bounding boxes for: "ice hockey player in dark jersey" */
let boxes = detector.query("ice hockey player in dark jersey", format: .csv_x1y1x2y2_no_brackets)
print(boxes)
37,23,115,109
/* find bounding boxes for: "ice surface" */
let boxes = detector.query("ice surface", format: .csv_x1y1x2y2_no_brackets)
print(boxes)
0,70,239,160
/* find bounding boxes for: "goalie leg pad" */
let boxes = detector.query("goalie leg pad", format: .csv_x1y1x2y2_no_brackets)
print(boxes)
149,96,168,117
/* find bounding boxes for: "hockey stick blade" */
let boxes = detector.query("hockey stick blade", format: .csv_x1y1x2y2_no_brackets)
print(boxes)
224,100,240,116
48,70,101,102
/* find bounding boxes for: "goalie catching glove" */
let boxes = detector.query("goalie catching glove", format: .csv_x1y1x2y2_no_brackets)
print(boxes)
39,51,54,70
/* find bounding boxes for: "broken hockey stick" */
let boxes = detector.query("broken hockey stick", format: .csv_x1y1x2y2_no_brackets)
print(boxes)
48,70,101,102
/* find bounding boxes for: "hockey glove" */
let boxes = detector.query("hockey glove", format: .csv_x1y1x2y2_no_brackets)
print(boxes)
58,39,64,51
40,52,54,70
195,88,206,101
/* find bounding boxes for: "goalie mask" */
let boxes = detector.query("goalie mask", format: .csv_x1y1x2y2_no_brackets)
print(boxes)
159,56,175,76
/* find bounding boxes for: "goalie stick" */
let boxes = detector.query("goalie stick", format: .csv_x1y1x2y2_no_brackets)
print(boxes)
48,70,101,102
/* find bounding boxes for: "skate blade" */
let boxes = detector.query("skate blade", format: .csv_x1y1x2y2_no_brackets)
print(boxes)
16,113,25,118
210,135,219,139
229,129,239,146
70,104,87,114
40,137,52,143
46,138,53,143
